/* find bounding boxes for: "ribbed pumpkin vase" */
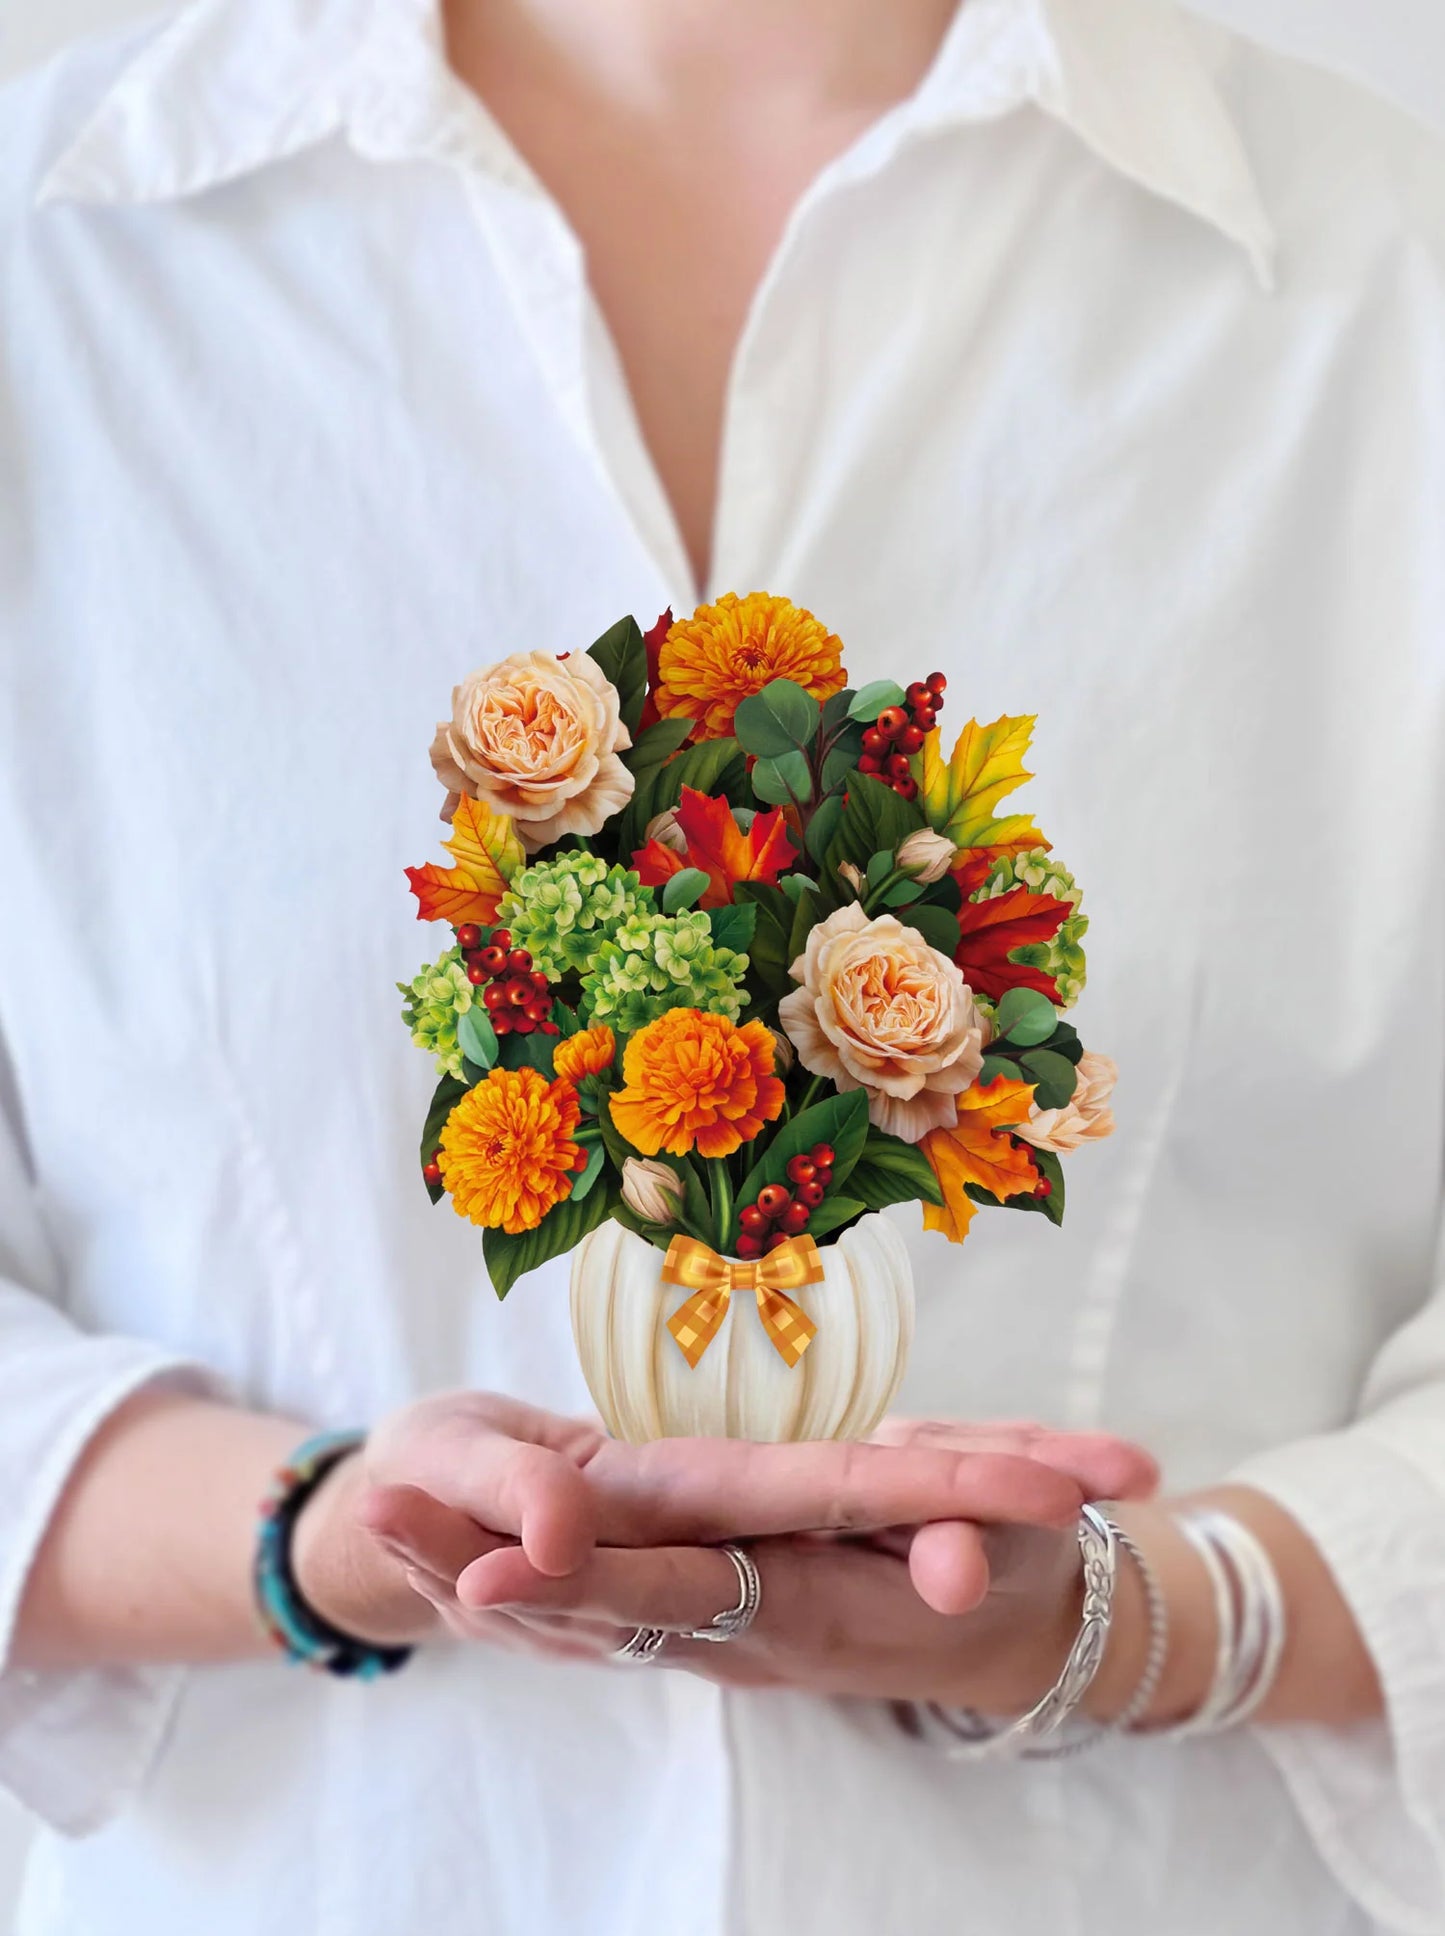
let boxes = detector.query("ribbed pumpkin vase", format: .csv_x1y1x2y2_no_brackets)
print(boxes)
568,1213,915,1443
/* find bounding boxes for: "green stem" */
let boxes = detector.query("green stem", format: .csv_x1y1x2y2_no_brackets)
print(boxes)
794,1074,825,1117
708,1158,736,1254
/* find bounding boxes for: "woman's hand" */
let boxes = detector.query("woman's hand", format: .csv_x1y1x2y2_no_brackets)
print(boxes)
293,1396,1156,1661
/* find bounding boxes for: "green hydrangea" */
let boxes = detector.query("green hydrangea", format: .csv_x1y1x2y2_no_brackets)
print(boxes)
397,948,475,1080
496,854,655,980
582,909,748,1035
975,849,1089,1007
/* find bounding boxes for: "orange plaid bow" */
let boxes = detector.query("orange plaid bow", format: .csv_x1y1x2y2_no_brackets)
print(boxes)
662,1233,823,1370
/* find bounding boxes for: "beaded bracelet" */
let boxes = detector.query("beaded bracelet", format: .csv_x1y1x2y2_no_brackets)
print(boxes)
254,1430,413,1681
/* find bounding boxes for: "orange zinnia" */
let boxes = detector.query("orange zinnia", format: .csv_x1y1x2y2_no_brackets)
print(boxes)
655,592,846,740
609,1009,785,1159
439,1067,583,1234
553,1024,616,1084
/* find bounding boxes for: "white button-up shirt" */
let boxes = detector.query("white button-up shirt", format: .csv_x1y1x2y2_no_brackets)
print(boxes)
2,0,1444,1930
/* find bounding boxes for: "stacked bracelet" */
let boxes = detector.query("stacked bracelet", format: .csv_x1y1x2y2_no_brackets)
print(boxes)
1162,1508,1285,1734
254,1430,414,1681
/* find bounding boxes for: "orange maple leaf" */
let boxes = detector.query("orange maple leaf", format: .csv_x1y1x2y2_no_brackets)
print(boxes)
632,787,797,908
953,887,1071,1002
921,1077,1039,1244
406,795,524,926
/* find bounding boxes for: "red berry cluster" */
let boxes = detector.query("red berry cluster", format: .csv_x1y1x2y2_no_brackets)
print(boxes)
735,1145,836,1257
455,923,558,1039
858,673,947,800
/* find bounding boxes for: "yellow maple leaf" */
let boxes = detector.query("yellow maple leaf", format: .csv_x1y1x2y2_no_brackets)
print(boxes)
917,715,1046,855
921,1077,1039,1243
405,795,524,925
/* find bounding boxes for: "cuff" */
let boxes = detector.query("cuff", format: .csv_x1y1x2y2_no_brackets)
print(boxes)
0,1343,217,1836
1231,1426,1445,1935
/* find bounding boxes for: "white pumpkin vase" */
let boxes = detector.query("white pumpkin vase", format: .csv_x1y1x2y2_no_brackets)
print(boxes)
569,1212,915,1443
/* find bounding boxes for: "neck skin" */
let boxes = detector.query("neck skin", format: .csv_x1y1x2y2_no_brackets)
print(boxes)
441,0,962,592
446,0,963,117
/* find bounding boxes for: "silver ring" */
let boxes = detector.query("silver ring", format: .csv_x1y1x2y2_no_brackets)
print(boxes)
680,1543,762,1644
614,1624,668,1664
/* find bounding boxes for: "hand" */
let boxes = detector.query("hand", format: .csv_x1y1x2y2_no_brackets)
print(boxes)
292,1395,1155,1658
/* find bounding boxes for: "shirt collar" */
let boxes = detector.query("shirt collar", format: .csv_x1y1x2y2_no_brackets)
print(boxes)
38,0,1276,284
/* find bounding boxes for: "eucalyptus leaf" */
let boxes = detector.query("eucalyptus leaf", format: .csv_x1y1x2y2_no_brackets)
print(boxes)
780,872,819,903
821,689,857,734
586,616,647,735
978,1053,1017,1087
456,1003,499,1069
820,725,865,794
750,748,814,807
1018,1048,1079,1112
848,679,907,722
995,988,1059,1048
662,867,710,913
733,678,820,757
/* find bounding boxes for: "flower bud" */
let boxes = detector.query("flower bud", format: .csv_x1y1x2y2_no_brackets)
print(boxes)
838,861,865,895
620,1156,685,1225
644,808,688,855
896,828,957,884
770,1030,796,1074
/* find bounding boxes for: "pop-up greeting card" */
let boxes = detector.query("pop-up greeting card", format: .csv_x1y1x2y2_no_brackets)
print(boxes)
400,594,1113,1442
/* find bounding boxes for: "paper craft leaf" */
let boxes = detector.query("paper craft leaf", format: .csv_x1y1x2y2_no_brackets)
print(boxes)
406,794,525,926
921,1077,1038,1243
918,715,1046,854
953,888,1070,1002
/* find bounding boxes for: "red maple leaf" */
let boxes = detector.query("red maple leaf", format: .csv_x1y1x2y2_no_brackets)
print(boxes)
953,887,1071,1001
632,787,797,908
638,608,673,730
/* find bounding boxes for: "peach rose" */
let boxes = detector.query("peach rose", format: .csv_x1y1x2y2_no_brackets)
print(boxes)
430,651,633,852
1014,1051,1117,1153
777,904,986,1140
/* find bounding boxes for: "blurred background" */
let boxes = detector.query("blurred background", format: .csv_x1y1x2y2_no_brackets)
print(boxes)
0,0,1441,1923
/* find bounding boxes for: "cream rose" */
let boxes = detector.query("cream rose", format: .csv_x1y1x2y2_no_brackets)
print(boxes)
430,651,633,851
1014,1051,1117,1153
777,904,985,1140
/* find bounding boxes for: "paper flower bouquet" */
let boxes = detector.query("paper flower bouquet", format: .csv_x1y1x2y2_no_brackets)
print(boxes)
400,595,1114,1442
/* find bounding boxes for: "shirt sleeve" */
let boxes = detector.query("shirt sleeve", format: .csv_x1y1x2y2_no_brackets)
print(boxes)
1230,1268,1445,1935
0,1043,217,1837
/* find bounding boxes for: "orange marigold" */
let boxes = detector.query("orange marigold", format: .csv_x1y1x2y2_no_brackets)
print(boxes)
655,592,846,741
438,1067,583,1235
609,1009,785,1159
553,1024,616,1084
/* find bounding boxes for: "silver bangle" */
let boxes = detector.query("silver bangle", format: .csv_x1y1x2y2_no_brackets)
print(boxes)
913,1503,1119,1761
1158,1508,1286,1735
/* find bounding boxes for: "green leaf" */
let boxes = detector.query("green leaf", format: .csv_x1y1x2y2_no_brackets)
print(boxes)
733,678,820,757
707,900,758,953
586,616,647,735
845,1129,946,1212
995,988,1059,1048
967,1149,1065,1226
419,1074,469,1203
737,1089,871,1207
866,849,895,889
881,879,923,907
569,1141,607,1204
620,736,746,859
898,902,960,956
820,725,865,794
498,1029,557,1077
848,679,907,722
1042,1020,1084,1066
802,1196,868,1240
662,867,710,913
1017,1048,1078,1112
805,791,846,865
624,716,694,779
821,689,857,734
551,1001,582,1039
482,1183,617,1299
455,1004,499,1069
780,871,819,903
978,1052,1016,1086
823,772,925,875
785,883,821,964
735,881,795,994
751,748,814,807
